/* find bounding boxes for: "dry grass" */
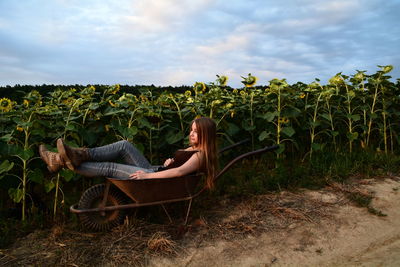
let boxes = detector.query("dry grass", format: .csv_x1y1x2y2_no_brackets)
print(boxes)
0,178,380,267
328,180,387,217
147,232,177,255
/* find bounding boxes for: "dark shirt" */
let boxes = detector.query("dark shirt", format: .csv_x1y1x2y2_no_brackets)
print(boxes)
157,150,199,171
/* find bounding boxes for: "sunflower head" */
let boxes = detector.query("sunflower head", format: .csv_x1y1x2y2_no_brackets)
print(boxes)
216,75,228,86
329,73,344,86
308,81,320,90
81,85,96,97
241,73,257,87
184,90,192,97
108,100,118,107
23,99,30,107
25,90,42,106
111,84,120,95
0,98,13,112
278,117,289,124
379,65,393,74
193,82,206,93
353,70,366,83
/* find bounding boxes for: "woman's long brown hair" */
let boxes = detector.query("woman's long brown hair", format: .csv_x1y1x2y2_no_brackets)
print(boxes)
192,117,218,189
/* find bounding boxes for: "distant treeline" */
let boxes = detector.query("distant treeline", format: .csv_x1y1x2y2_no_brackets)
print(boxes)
0,84,197,99
0,83,275,100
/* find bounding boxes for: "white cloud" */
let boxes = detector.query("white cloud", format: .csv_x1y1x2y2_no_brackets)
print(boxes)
117,0,213,36
313,0,361,13
0,65,52,85
0,55,20,65
0,0,399,87
158,68,198,86
195,35,249,57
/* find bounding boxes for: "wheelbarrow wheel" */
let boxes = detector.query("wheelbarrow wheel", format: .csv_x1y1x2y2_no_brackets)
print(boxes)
78,184,128,231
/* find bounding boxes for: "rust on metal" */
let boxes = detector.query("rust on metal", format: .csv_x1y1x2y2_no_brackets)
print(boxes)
108,173,202,203
70,140,279,228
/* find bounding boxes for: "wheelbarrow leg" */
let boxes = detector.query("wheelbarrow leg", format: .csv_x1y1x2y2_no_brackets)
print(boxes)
160,199,193,225
100,181,111,217
161,204,173,224
184,199,193,225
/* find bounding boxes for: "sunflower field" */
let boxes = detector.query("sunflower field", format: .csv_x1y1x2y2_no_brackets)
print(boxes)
0,65,399,226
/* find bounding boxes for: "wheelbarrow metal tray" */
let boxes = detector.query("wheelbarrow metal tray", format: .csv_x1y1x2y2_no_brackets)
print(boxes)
107,173,203,203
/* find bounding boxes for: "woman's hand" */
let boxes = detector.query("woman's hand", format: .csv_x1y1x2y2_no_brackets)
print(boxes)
163,158,174,167
129,170,147,179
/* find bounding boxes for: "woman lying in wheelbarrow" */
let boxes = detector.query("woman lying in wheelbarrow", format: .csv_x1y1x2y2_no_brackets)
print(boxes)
39,117,218,189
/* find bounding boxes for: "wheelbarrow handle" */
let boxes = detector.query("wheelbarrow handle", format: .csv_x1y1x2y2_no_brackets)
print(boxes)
218,138,250,154
214,145,279,182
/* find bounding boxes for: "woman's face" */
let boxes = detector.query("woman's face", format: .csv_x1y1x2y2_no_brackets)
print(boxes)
189,122,199,147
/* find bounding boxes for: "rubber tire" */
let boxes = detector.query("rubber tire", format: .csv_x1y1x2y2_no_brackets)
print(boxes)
78,184,128,231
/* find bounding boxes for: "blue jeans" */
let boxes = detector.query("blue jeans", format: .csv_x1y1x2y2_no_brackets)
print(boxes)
75,140,156,179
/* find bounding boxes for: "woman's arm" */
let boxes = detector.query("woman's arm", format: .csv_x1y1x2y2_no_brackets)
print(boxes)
163,158,174,167
129,152,202,179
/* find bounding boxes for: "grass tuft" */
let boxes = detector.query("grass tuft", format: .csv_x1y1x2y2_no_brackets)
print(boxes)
147,232,177,255
216,150,400,198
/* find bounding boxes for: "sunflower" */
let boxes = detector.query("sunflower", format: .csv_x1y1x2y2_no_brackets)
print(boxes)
111,84,120,95
278,117,289,124
108,100,118,107
186,97,194,104
353,71,366,82
193,82,206,92
241,73,257,87
0,98,13,112
23,99,30,107
216,75,228,86
329,74,344,86
380,65,393,74
81,85,96,97
62,98,75,106
26,90,43,106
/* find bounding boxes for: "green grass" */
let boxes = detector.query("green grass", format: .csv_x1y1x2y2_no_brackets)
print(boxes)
0,219,32,248
1,149,398,247
216,150,400,197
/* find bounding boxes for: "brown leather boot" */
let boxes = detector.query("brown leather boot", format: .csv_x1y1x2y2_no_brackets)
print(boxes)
57,138,90,170
39,145,66,173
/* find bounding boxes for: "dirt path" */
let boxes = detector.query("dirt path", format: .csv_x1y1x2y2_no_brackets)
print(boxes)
149,177,400,267
1,176,399,266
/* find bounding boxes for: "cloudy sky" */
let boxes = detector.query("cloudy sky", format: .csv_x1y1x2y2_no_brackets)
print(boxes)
0,0,399,88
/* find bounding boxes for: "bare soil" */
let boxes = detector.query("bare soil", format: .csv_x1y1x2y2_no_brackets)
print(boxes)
1,175,400,267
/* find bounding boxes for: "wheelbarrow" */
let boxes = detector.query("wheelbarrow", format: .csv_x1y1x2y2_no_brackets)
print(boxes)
70,140,279,231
